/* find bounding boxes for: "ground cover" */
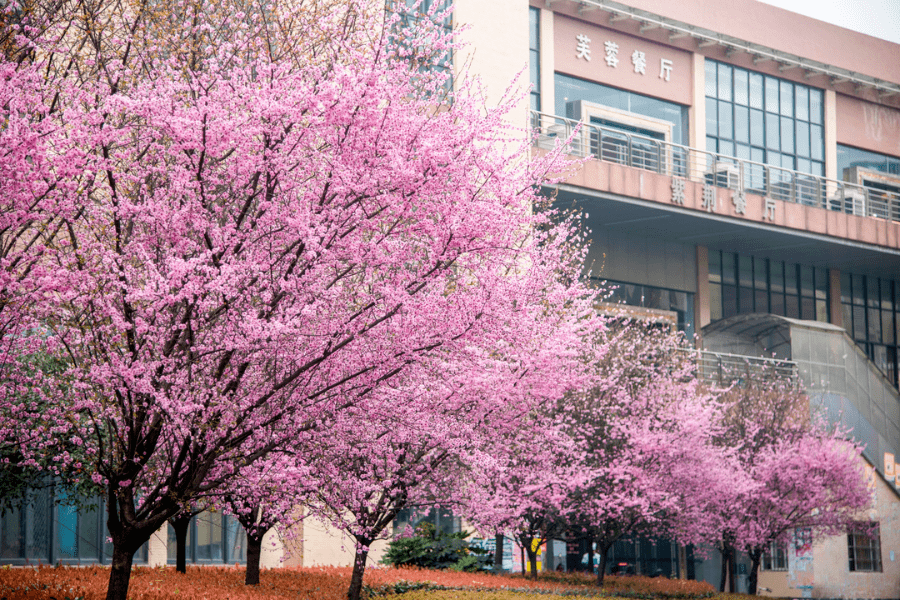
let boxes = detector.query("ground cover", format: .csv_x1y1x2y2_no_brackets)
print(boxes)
0,565,723,600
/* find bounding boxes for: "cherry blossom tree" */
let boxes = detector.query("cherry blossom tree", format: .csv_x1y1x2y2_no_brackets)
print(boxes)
0,3,597,600
713,374,872,594
553,321,728,585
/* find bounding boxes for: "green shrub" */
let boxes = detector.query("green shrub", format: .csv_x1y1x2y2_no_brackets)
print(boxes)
381,522,490,572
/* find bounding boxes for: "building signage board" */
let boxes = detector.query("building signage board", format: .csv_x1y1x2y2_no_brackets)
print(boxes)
554,15,692,105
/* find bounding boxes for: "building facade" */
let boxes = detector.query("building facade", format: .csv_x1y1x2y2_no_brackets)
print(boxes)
485,0,900,595
3,2,899,594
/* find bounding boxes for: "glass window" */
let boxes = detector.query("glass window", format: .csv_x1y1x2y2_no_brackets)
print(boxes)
750,109,764,147
718,100,733,140
795,87,809,121
709,250,722,283
780,81,794,117
765,76,779,113
849,524,882,572
707,97,718,137
722,252,736,285
770,261,784,293
734,69,749,105
738,255,753,288
809,89,823,124
785,263,798,295
735,105,749,143
705,59,718,97
796,121,810,158
718,63,733,101
749,72,764,110
762,541,788,570
781,116,794,155
837,144,900,180
766,114,780,150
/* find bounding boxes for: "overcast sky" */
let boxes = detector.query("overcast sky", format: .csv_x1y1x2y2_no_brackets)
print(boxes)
756,0,900,44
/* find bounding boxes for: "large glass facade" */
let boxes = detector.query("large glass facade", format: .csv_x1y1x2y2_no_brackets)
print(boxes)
705,59,824,178
841,273,898,386
555,73,689,145
708,251,828,324
0,491,147,565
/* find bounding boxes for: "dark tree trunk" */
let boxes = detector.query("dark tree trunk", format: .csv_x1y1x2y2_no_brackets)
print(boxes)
493,533,504,572
596,542,610,586
526,545,539,579
719,546,727,592
347,538,371,600
520,542,526,575
727,545,736,593
105,542,135,600
245,527,266,585
170,513,192,574
747,548,762,595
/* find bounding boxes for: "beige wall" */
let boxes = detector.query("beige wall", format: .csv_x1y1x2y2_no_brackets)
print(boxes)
298,514,388,568
758,461,900,598
454,0,529,127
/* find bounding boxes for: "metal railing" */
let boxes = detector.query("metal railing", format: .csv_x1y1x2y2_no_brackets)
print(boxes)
531,111,900,224
682,349,798,387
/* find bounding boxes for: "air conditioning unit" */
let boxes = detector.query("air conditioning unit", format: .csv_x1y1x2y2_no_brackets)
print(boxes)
843,188,867,216
708,163,740,190
536,122,568,151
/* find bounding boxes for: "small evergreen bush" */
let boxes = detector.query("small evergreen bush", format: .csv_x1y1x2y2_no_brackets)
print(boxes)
381,522,490,572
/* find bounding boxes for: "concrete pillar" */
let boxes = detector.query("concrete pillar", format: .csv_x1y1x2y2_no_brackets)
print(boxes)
829,268,843,327
147,524,168,567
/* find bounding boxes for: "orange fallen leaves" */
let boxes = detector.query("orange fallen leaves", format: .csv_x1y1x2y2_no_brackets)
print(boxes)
0,564,715,600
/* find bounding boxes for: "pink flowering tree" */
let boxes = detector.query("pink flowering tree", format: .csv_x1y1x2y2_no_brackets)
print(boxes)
713,374,872,594
552,321,728,585
0,2,598,600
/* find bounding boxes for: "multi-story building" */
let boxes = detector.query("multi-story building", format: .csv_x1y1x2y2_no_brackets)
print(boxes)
3,2,899,596
476,0,899,595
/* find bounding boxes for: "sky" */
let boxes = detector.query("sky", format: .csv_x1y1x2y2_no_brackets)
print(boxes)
756,0,900,44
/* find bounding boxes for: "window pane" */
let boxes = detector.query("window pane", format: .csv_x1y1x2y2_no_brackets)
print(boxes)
718,63,733,101
735,105,749,143
882,279,894,310
815,267,828,299
785,263,798,295
1,506,22,559
719,140,734,158
719,100,733,139
739,286,753,314
816,299,828,322
765,76,779,113
852,274,865,305
754,257,768,289
767,113,780,150
771,292,785,316
796,121,810,157
841,272,851,304
869,307,881,342
868,277,880,307
705,59,717,97
770,261,784,292
882,311,895,345
710,282,723,321
739,255,753,288
709,250,722,283
749,72,764,110
809,89,823,124
801,296,815,320
750,109,764,146
853,305,866,340
799,265,814,297
780,81,794,117
196,513,222,561
780,116,794,155
810,124,823,160
78,505,100,560
786,294,800,318
843,303,853,337
722,253,736,285
58,502,78,558
796,86,809,121
706,97,718,138
735,69,749,105
756,289,769,313
723,285,737,317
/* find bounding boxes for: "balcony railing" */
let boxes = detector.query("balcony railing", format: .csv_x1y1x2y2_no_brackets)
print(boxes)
682,349,798,387
531,111,900,223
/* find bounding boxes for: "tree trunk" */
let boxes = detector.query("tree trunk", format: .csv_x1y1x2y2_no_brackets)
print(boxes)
727,545,736,593
170,514,191,574
245,529,264,585
347,538,371,600
747,549,762,596
493,533,504,572
105,543,135,600
525,545,538,579
520,542,525,575
596,542,609,586
718,543,728,592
